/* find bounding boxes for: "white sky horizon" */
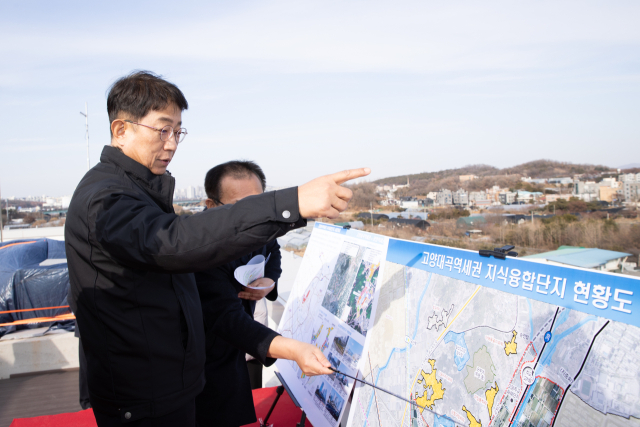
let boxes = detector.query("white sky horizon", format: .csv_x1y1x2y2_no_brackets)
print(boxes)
1,1,639,197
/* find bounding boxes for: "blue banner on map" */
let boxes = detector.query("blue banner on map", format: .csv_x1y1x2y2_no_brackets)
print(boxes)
387,239,640,328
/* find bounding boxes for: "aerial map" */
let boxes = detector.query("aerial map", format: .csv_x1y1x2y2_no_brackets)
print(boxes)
322,245,381,336
277,223,389,427
347,256,640,427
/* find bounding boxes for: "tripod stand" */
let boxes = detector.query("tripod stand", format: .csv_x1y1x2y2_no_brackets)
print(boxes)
260,372,307,427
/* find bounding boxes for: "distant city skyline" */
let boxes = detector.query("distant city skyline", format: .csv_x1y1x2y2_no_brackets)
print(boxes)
2,159,638,200
2,1,639,197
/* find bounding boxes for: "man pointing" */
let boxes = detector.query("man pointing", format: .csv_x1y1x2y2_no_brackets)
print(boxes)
65,71,369,426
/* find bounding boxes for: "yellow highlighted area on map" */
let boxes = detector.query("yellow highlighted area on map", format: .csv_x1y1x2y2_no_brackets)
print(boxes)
504,330,518,356
415,359,445,411
462,405,482,427
311,325,323,345
367,263,379,281
485,382,499,418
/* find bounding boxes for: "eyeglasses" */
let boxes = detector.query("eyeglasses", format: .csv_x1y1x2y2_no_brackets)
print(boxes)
124,120,188,144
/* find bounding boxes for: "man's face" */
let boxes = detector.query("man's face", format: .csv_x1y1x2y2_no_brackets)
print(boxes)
111,104,182,175
205,174,263,208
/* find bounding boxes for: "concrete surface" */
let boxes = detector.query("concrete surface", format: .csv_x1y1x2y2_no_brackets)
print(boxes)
0,329,79,380
0,370,82,427
1,226,65,242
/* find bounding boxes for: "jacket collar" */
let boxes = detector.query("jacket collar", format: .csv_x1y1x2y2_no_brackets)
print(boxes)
100,145,175,213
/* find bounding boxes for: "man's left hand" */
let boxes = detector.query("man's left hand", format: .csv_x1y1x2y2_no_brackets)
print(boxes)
238,278,275,301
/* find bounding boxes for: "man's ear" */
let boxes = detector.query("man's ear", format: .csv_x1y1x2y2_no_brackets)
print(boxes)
111,120,126,148
205,199,216,209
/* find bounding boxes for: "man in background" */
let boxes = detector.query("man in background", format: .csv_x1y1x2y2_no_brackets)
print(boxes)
205,161,281,390
195,160,285,427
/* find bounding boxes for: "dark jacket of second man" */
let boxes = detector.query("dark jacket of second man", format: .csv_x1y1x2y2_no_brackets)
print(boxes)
195,240,281,427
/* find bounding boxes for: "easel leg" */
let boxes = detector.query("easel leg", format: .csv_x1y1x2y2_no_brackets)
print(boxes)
260,385,285,427
296,410,306,427
274,371,307,427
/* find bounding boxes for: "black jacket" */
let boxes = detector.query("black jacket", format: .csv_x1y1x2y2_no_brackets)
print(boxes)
195,240,281,427
65,146,305,422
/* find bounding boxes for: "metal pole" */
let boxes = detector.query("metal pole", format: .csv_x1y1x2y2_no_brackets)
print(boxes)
328,367,460,427
370,202,373,227
80,102,89,170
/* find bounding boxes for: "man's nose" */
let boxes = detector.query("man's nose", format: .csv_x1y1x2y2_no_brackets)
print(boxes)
163,138,178,151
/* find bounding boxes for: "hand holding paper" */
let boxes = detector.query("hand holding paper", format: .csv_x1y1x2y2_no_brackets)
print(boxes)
233,254,272,289
238,277,275,301
235,254,276,300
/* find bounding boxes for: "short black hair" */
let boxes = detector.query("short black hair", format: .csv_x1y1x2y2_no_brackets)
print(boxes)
205,160,267,203
107,71,188,134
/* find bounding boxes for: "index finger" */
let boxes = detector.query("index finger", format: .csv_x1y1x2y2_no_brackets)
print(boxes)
329,168,371,185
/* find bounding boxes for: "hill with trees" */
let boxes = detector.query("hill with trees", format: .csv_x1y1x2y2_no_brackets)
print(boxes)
372,159,616,197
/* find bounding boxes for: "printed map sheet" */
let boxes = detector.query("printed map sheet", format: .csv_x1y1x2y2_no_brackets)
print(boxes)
276,223,389,427
347,239,640,427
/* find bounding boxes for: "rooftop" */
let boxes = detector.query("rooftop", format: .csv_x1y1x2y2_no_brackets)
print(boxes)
524,246,632,269
456,216,487,226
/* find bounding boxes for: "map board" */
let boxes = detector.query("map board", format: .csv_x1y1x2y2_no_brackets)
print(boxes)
277,223,389,427
348,239,640,427
278,224,640,427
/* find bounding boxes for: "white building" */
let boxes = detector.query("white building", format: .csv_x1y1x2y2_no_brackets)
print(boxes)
436,189,453,206
499,192,516,205
400,200,420,209
42,196,72,209
600,177,619,188
619,173,640,183
548,177,573,185
452,189,469,206
521,177,548,184
469,191,489,203
624,182,640,203
573,181,600,201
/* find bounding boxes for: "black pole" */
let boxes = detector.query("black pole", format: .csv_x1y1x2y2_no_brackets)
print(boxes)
261,385,284,427
296,411,307,427
328,367,459,426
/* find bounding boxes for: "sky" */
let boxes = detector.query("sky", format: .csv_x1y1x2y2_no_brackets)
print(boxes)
1,0,639,197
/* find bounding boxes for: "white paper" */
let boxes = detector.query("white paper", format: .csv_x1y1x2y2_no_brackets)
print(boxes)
234,254,274,289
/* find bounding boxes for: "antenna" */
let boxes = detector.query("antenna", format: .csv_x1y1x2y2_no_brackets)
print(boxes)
80,102,90,170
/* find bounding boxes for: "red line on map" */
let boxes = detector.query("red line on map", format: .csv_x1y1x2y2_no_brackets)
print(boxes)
418,405,430,427
530,376,565,427
518,354,538,389
488,341,537,427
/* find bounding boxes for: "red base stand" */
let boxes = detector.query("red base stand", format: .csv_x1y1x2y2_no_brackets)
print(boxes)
9,408,96,427
246,386,314,427
9,387,313,427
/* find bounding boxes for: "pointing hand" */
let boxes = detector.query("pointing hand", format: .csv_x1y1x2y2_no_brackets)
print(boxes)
298,168,371,219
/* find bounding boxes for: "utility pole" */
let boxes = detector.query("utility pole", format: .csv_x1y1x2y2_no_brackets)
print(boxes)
80,102,90,170
635,185,639,219
370,202,373,227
